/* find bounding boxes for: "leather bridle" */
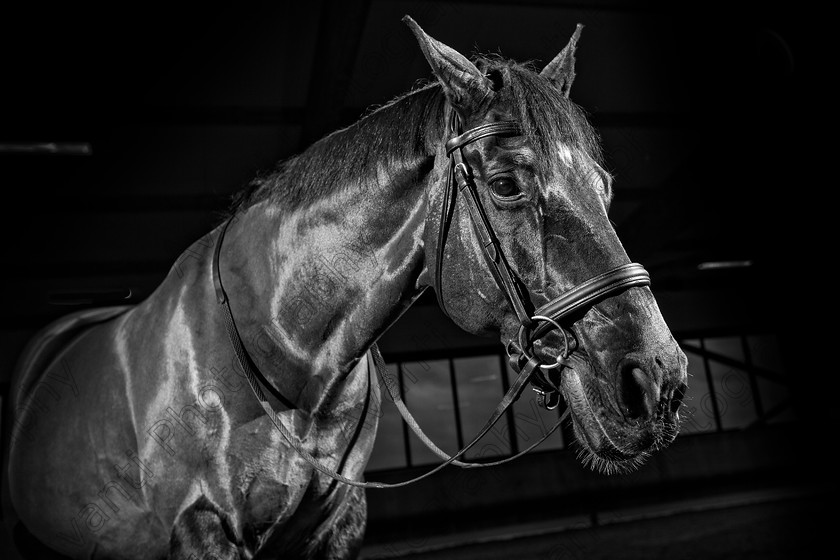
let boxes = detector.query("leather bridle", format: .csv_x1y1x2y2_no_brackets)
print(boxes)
211,109,652,488
435,111,651,409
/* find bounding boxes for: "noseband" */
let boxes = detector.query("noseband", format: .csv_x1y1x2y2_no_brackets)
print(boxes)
436,112,651,409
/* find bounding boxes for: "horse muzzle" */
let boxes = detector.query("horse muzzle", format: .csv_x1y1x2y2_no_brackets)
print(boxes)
506,262,653,410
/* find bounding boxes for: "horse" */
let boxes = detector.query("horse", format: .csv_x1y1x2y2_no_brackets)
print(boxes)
5,16,688,559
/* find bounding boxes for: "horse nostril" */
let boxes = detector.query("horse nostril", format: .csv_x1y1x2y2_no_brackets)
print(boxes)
620,364,658,420
670,382,687,415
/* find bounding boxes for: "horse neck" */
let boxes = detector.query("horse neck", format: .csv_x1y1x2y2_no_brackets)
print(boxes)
217,151,435,413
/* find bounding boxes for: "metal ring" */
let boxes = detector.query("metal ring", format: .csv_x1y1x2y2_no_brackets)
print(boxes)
531,314,572,370
539,358,565,371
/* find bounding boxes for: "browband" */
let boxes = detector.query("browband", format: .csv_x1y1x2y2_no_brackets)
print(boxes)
445,121,522,155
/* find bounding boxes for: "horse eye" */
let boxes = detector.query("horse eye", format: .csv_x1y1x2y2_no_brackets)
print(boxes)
489,177,521,199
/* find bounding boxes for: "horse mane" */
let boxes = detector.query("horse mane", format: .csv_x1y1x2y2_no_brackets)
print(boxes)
226,55,605,216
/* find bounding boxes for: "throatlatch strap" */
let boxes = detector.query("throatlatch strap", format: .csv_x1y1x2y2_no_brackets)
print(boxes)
451,152,533,326
435,113,532,326
434,137,457,316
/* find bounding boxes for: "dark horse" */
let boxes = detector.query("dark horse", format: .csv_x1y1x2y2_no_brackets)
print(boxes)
6,16,687,559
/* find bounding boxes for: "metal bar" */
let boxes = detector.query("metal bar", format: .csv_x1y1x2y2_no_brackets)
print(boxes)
0,142,91,155
498,352,519,456
699,338,723,432
448,358,465,452
396,363,413,468
680,341,788,385
741,335,766,424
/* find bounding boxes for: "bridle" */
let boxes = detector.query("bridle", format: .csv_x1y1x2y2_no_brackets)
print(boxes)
211,109,651,488
435,110,651,409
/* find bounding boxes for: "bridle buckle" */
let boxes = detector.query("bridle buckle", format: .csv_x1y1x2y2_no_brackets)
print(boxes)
533,387,562,410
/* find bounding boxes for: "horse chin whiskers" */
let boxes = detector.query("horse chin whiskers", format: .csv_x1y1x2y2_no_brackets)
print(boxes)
571,437,650,476
567,413,660,475
654,413,682,450
562,366,679,474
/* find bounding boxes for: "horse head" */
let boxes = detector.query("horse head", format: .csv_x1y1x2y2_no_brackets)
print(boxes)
406,17,688,473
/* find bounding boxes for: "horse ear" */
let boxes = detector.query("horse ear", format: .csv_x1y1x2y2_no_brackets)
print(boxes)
403,15,492,114
541,23,583,97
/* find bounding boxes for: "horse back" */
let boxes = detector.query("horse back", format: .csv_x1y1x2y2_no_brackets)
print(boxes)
6,304,175,558
10,305,133,415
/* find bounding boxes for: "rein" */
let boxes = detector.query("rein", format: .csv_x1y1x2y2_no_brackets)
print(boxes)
211,110,651,488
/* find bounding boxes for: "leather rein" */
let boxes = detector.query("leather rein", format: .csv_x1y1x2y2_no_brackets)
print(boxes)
211,111,651,488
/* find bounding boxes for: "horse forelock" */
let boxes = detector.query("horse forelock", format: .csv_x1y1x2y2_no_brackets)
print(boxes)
480,57,605,181
225,54,604,218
